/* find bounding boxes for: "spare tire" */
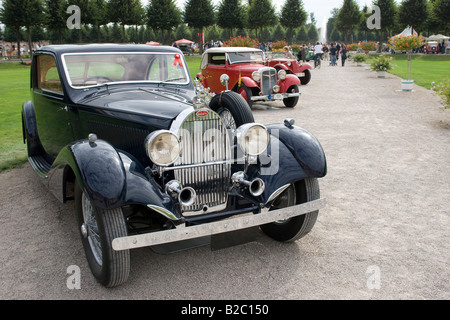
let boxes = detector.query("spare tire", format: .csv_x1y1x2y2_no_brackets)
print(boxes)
209,91,254,130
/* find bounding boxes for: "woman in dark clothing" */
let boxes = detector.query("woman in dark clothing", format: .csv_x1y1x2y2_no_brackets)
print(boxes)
341,45,348,66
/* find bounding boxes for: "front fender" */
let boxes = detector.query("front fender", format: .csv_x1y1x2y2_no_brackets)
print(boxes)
233,76,258,90
256,124,327,201
280,74,301,92
22,100,45,157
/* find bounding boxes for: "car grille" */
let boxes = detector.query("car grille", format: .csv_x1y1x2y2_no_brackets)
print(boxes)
173,109,231,213
260,67,277,95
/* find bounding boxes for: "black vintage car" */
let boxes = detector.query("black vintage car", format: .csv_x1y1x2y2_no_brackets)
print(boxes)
22,44,327,287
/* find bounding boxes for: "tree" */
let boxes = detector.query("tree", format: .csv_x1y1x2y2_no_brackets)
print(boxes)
90,0,110,42
217,0,246,39
280,0,307,44
398,0,428,32
43,0,68,44
107,0,144,42
0,0,43,57
336,0,362,42
432,0,450,33
247,0,276,40
147,0,181,44
372,0,397,45
184,0,215,53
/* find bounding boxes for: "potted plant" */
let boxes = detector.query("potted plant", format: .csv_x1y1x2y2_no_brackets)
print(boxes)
353,53,367,66
388,34,426,91
431,78,450,110
370,55,394,78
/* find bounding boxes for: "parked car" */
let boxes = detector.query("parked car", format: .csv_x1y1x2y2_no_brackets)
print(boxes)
424,41,439,54
197,47,301,108
22,44,327,287
265,52,312,85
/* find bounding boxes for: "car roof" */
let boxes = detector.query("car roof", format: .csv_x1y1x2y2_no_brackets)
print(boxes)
204,47,263,54
36,44,182,55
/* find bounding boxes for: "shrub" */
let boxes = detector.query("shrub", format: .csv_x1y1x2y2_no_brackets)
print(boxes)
225,36,259,48
431,78,450,110
370,55,394,72
272,40,288,50
353,53,367,63
361,41,377,52
347,43,359,51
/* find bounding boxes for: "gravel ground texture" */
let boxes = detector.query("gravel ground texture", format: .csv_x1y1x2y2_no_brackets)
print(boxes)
0,58,449,300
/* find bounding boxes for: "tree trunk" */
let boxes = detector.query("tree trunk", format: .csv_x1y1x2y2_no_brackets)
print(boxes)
27,26,32,57
16,28,21,59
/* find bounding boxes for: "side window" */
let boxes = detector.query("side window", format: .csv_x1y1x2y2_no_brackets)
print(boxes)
36,54,63,93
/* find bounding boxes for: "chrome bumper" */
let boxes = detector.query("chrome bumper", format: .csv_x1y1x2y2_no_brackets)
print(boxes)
250,92,300,101
112,198,326,251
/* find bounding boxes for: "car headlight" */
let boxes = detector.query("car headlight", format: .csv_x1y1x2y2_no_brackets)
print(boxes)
252,71,261,82
145,130,180,166
273,85,280,93
236,123,270,156
278,69,287,80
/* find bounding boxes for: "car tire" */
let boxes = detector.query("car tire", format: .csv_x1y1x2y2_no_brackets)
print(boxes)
300,69,311,85
283,84,299,108
236,83,253,109
209,90,254,130
261,178,320,242
75,182,130,287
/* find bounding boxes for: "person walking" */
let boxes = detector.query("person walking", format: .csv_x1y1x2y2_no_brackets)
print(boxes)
329,43,337,66
341,44,348,67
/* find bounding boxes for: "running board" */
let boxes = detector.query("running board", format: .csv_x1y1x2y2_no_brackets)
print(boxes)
28,155,52,178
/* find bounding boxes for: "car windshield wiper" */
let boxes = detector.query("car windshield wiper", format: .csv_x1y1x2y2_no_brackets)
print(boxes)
162,77,187,83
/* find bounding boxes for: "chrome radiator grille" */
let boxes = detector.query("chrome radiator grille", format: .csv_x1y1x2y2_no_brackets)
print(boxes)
173,109,231,212
260,67,277,95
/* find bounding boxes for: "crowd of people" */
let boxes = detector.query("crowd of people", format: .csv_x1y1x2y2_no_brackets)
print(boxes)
281,42,350,68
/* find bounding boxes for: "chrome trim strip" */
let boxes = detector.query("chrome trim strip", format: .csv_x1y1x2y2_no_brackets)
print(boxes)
112,198,326,251
146,204,179,221
265,184,291,205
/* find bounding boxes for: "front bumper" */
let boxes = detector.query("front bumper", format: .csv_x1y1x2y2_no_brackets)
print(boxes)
250,92,300,101
112,198,326,251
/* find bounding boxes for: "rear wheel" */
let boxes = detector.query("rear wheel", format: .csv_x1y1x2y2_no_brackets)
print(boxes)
300,69,311,85
261,178,320,242
209,90,254,130
75,183,130,287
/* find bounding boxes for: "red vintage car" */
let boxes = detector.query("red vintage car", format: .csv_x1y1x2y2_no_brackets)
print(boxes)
197,47,301,108
265,52,312,85
424,41,439,54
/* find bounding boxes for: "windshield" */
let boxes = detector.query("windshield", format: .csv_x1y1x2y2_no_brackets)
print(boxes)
62,52,189,88
227,51,265,64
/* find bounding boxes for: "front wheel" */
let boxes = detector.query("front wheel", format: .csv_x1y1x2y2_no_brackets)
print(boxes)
75,183,130,287
283,84,299,108
299,69,311,85
261,178,320,242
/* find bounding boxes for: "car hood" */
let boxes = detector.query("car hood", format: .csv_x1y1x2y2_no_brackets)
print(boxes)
80,88,194,130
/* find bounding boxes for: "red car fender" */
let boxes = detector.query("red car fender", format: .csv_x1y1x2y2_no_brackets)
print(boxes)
273,63,289,71
279,74,301,92
233,76,258,90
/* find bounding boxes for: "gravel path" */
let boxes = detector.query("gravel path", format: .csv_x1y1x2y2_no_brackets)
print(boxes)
1,59,449,300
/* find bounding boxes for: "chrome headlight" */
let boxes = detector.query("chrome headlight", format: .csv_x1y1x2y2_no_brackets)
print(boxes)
278,69,287,80
145,130,180,166
220,74,230,87
236,123,270,156
252,71,261,82
273,85,280,93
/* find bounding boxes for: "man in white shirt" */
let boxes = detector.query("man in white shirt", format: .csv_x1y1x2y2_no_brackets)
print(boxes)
313,42,323,68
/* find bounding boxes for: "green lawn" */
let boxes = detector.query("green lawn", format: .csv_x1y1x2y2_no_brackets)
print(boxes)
0,56,203,173
370,54,450,89
0,63,31,172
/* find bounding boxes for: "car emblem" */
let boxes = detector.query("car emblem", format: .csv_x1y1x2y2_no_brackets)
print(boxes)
196,110,209,117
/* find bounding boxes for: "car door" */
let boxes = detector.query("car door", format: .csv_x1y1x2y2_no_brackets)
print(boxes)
201,52,227,92
32,53,75,157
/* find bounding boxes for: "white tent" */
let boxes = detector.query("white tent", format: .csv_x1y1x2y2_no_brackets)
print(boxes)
427,34,450,41
393,26,418,38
